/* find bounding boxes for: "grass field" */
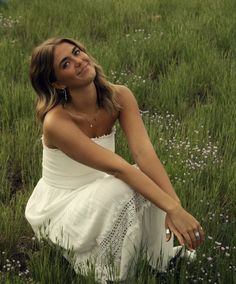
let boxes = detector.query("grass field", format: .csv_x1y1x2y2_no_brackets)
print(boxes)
0,0,235,283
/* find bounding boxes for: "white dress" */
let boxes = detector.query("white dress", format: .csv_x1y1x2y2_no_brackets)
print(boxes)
25,127,175,283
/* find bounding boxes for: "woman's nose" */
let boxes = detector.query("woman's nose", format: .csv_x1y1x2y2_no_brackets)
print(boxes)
74,56,83,66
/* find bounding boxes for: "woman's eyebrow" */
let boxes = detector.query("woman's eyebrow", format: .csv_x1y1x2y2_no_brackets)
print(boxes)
58,46,78,68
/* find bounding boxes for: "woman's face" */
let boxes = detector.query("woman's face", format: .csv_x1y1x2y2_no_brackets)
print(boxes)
53,42,96,90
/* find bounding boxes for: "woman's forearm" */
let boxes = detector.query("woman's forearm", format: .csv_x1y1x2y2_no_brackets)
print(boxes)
116,163,204,251
117,164,181,213
135,149,181,204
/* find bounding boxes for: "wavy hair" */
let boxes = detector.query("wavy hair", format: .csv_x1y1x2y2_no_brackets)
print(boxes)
30,37,120,123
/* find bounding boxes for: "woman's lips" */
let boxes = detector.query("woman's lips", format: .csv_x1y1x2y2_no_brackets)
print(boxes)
78,63,89,75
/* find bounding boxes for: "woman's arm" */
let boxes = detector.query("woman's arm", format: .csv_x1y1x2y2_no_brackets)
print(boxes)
116,85,204,246
43,109,179,214
116,85,180,204
43,108,204,250
135,147,181,204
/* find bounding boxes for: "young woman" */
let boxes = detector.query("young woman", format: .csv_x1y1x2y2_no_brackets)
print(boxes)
25,37,205,283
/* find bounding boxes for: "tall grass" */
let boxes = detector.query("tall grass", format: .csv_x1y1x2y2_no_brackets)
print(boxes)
0,0,235,283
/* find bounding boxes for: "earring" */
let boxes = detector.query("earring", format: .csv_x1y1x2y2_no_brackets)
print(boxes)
62,89,68,102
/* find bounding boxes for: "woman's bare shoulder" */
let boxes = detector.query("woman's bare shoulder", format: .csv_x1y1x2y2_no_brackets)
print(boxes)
113,84,132,94
112,84,135,106
43,104,73,147
112,84,138,108
44,105,70,129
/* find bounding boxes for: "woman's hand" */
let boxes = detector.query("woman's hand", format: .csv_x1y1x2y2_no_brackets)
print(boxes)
165,206,205,251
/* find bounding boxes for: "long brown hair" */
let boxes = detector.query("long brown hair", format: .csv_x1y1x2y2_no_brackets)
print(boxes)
30,37,120,123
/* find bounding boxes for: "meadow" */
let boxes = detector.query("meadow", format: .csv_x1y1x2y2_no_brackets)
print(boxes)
0,0,235,283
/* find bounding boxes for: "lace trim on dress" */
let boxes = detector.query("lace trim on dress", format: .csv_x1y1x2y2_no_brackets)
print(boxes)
91,126,116,140
72,191,151,281
96,191,150,258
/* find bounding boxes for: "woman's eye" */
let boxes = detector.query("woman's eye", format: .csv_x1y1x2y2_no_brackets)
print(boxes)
74,49,80,56
62,61,70,69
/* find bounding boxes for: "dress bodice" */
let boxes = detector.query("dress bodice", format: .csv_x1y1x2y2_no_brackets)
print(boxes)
42,127,116,190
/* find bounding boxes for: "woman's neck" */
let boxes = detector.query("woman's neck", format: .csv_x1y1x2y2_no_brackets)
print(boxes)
67,82,98,114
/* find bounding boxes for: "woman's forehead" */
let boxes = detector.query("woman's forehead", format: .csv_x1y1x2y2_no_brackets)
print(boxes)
54,42,76,56
53,42,77,66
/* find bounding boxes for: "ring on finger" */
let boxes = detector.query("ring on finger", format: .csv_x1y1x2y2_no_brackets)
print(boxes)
166,228,171,235
194,231,200,239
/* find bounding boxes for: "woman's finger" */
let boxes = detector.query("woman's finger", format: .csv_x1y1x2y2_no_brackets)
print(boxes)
182,232,194,251
198,226,205,243
193,226,205,247
167,221,185,246
188,230,198,250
